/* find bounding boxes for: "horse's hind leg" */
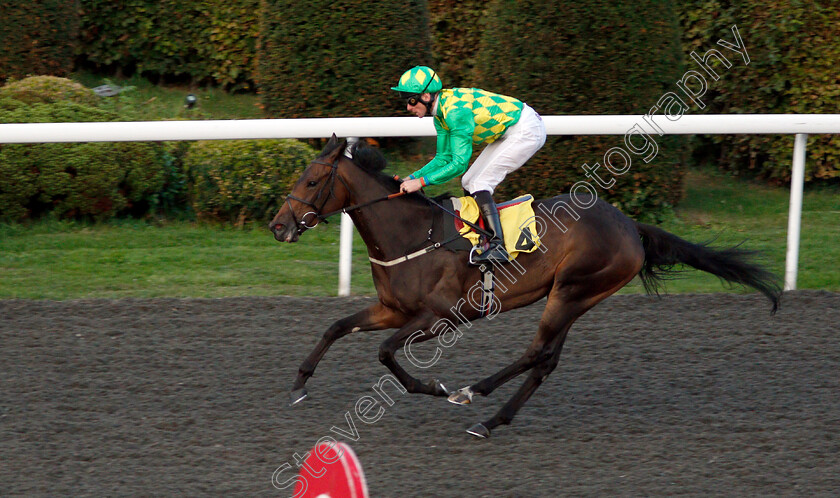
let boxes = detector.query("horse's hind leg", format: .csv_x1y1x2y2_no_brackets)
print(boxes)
448,295,581,405
290,302,405,405
377,313,450,397
467,338,566,438
458,277,636,437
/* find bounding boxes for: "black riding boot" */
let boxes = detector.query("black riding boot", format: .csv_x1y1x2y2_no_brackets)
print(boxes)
472,190,511,263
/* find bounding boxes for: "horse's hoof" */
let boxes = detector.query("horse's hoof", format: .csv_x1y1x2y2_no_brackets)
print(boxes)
447,386,473,405
466,423,490,439
428,379,449,397
289,388,308,406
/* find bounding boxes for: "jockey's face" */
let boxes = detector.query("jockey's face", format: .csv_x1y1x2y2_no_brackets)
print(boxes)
407,93,431,118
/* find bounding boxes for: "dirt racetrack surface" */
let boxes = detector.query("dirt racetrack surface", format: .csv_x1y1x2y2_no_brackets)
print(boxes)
2,291,839,496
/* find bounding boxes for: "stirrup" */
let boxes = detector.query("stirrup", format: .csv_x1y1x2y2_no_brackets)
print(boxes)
470,240,512,264
468,245,483,265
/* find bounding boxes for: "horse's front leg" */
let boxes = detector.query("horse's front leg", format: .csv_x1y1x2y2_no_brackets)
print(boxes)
377,312,449,397
291,302,406,405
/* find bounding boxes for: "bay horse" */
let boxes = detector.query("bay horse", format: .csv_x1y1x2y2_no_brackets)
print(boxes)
269,135,781,438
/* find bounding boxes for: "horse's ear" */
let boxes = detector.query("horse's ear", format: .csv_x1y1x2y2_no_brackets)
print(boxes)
326,134,347,159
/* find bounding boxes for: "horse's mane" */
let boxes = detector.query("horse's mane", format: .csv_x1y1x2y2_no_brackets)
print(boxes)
318,138,403,192
317,137,458,202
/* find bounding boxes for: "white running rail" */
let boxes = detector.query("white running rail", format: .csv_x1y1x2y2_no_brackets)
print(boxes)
3,114,839,294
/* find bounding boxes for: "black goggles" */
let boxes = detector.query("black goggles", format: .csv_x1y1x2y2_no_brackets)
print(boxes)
402,92,423,107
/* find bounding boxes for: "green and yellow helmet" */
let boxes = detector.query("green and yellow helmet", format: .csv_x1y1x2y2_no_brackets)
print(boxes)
390,66,442,95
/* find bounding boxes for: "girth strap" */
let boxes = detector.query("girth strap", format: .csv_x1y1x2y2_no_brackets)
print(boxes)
368,230,466,267
368,242,442,267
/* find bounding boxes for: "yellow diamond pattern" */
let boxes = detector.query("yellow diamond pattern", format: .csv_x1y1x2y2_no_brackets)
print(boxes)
490,123,507,135
498,101,519,113
438,88,524,144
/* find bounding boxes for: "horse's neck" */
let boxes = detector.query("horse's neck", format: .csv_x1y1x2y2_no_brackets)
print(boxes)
344,175,435,261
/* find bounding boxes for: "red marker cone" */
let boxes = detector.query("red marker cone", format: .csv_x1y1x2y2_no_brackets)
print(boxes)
293,442,369,498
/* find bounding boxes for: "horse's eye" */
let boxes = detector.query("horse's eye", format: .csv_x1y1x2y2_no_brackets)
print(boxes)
307,181,318,187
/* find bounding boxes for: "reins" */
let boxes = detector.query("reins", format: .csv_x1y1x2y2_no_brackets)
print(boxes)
423,195,492,238
317,190,406,221
285,154,494,266
321,188,492,238
284,157,408,231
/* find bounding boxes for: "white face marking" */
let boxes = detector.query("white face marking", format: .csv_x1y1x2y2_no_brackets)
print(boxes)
352,327,361,333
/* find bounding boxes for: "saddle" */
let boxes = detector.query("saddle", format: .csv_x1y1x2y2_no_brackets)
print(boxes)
435,194,541,260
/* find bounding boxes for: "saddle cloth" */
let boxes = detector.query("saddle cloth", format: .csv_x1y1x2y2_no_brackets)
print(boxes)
447,194,541,259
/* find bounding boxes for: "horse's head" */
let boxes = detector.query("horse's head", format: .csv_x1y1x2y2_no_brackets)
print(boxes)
269,135,352,242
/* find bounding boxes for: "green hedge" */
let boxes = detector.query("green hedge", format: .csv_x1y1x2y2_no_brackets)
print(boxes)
428,0,489,87
258,0,433,118
0,78,167,221
477,0,688,220
78,0,259,90
0,1,79,83
183,139,316,224
0,76,98,106
679,1,840,183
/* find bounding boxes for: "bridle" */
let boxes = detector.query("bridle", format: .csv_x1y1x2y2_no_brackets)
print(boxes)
281,153,492,238
282,157,349,235
280,156,405,235
277,151,495,265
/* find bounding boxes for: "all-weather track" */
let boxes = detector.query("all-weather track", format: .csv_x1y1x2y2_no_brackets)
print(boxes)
2,291,838,496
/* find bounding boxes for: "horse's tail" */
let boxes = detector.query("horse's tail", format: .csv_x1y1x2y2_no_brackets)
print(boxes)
635,222,782,313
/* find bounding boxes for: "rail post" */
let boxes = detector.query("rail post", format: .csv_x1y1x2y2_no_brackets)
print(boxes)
338,138,358,296
784,133,808,291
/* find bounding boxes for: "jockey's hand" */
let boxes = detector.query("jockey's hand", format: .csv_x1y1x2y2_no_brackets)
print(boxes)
400,178,424,194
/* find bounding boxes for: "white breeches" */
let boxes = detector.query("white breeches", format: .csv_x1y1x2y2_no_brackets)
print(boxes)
461,104,547,195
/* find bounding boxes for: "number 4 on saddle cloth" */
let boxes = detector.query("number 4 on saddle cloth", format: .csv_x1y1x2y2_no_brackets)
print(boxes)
443,194,541,260
431,193,541,317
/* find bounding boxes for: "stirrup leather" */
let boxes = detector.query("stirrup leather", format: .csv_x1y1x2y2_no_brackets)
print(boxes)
470,190,511,264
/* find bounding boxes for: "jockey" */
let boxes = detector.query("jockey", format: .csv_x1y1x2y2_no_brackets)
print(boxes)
392,66,546,264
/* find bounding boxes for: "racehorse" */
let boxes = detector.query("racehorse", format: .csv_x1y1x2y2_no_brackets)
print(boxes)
269,135,782,438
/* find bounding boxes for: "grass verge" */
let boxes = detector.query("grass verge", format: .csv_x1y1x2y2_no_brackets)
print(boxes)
70,71,264,121
0,219,375,299
1,168,837,300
